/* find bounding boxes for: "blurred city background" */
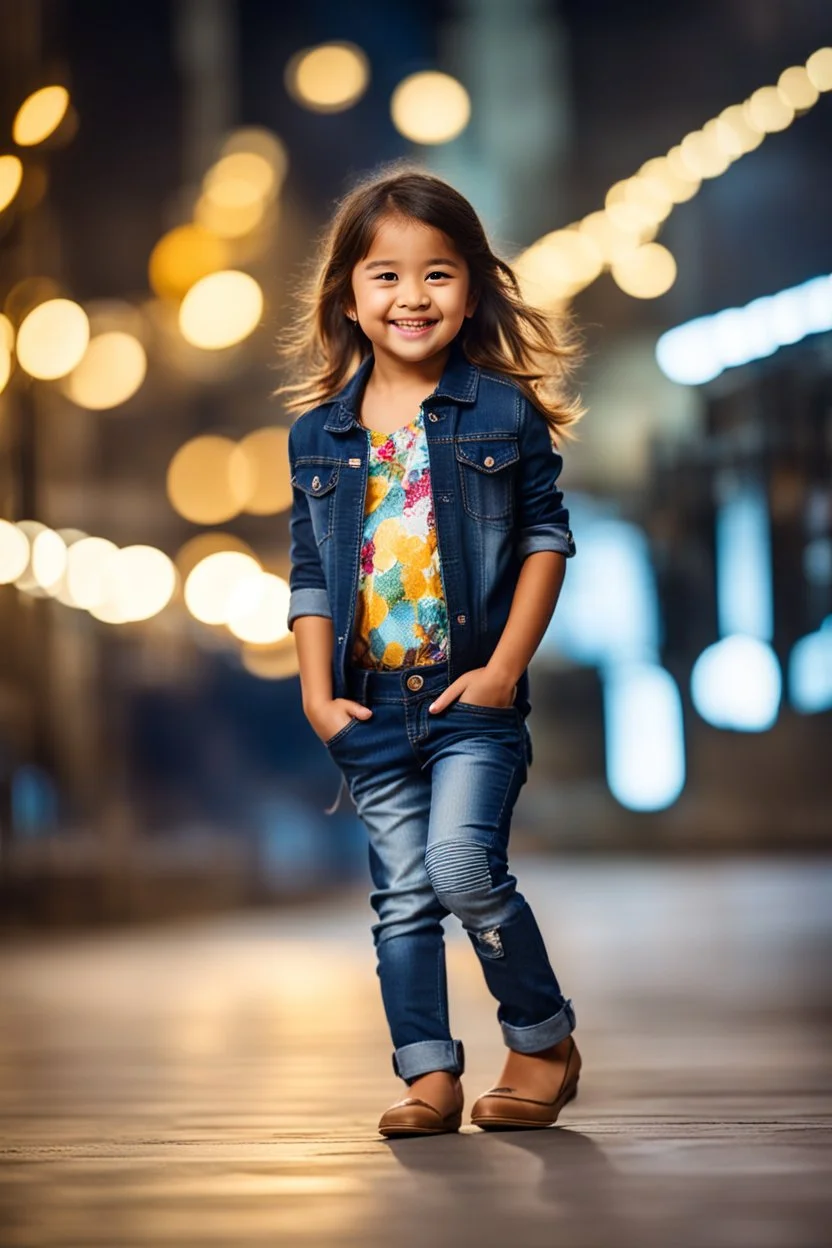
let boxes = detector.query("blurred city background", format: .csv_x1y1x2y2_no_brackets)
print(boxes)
0,0,830,927
2,4,831,1246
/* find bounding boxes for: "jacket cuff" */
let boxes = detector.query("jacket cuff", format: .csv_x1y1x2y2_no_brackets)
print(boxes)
517,525,576,560
287,587,332,630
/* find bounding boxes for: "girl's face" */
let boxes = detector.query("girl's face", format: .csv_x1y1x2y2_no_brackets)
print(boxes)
348,215,477,371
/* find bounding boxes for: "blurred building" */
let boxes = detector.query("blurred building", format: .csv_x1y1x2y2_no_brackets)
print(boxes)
0,0,830,927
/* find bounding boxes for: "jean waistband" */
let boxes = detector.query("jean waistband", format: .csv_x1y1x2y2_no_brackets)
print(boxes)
346,660,450,705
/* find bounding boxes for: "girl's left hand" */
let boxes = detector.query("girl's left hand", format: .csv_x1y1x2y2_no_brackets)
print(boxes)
428,667,517,714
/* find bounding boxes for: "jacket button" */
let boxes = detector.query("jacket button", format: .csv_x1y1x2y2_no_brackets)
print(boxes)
406,674,424,691
457,614,466,624
311,475,321,489
427,412,439,422
483,455,495,467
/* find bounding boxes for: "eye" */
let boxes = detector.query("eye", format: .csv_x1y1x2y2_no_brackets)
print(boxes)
374,271,398,282
426,270,452,281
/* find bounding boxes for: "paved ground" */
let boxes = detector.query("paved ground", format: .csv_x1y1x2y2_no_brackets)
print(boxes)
1,854,830,1248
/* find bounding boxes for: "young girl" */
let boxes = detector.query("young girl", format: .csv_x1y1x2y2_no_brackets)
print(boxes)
282,167,583,1137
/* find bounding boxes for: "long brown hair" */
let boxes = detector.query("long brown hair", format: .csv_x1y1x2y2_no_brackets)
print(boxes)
276,165,584,439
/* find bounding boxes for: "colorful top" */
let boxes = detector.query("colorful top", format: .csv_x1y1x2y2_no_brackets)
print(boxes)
350,408,449,669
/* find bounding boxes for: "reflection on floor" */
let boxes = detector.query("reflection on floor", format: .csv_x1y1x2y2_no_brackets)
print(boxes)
1,855,830,1248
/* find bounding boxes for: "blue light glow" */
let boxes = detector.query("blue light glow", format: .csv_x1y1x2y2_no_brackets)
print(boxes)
543,502,660,666
715,482,773,641
656,273,832,386
788,617,832,714
691,635,781,731
604,663,686,811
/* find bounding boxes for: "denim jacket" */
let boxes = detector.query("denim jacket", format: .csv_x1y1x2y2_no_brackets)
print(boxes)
286,341,575,716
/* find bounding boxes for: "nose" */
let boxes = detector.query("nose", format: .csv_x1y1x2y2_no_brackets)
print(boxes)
396,280,430,309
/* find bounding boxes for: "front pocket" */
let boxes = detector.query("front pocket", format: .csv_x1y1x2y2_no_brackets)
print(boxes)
324,716,361,748
455,437,518,525
453,699,520,719
292,459,340,545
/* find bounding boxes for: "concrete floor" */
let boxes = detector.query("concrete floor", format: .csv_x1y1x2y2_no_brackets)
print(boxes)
1,855,830,1248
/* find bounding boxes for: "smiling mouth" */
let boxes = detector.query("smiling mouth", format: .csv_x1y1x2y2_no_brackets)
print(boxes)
389,319,438,329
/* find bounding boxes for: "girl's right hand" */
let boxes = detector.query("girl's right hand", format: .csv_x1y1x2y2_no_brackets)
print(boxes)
305,698,373,745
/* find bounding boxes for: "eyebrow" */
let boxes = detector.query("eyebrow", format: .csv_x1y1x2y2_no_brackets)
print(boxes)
363,257,461,271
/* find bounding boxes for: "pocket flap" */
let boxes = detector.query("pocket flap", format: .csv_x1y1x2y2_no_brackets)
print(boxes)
292,462,340,496
455,438,519,473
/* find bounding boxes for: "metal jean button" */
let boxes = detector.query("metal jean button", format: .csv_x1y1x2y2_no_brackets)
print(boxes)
406,674,424,691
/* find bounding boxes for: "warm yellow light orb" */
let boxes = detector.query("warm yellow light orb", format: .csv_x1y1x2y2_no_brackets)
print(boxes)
241,636,299,681
204,152,276,204
0,520,30,583
31,528,67,591
227,572,291,645
167,435,253,525
745,86,794,133
17,298,89,379
65,332,147,410
149,224,229,301
65,537,120,609
104,546,176,623
287,42,370,113
237,426,292,515
13,85,70,146
806,47,832,92
0,155,24,213
193,193,267,239
184,551,261,626
175,532,257,585
611,243,677,299
178,270,263,350
0,344,10,396
777,66,819,110
391,72,471,145
220,128,289,189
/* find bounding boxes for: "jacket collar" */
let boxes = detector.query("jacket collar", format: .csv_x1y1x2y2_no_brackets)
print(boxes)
323,338,480,432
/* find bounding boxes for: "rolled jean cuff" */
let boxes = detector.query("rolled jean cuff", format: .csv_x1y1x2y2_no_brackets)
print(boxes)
500,998,576,1053
392,1038,465,1082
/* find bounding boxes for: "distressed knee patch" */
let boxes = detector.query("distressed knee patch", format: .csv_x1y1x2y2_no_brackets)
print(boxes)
425,841,492,897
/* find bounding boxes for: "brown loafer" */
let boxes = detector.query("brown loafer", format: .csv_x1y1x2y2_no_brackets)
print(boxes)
470,1035,581,1130
378,1077,464,1138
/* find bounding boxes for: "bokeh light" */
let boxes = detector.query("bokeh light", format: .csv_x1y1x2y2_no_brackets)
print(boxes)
0,155,24,212
390,72,471,144
17,298,89,379
184,551,261,626
90,546,176,624
745,86,794,133
178,270,263,350
241,635,299,681
65,537,120,610
777,65,819,111
237,427,292,515
149,225,229,301
0,521,30,583
65,332,147,410
227,572,291,644
806,47,832,92
12,85,70,146
31,529,67,592
175,532,257,585
286,42,370,113
604,664,686,811
220,128,288,187
691,636,781,732
167,435,253,525
611,243,676,299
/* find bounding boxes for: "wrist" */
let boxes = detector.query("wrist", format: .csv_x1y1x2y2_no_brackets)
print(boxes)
484,658,521,695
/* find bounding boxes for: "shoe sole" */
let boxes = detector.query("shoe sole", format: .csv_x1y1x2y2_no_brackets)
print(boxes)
470,1081,578,1131
378,1112,463,1139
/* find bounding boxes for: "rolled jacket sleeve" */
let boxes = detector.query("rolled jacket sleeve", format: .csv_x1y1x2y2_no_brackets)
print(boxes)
286,423,333,630
515,397,576,560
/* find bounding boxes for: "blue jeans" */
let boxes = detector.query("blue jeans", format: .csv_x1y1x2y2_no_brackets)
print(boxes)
325,659,576,1085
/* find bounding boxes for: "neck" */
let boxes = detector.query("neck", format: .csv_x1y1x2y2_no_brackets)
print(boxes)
365,344,450,397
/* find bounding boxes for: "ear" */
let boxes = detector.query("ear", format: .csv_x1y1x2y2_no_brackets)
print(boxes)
464,288,479,319
343,304,357,322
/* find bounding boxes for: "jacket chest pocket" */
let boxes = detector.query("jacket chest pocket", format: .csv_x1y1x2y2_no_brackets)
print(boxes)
455,436,519,527
291,460,340,545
